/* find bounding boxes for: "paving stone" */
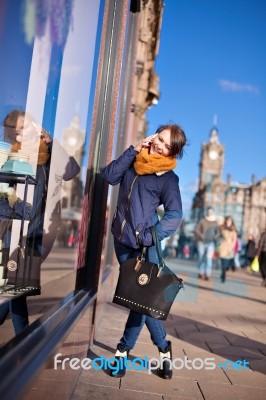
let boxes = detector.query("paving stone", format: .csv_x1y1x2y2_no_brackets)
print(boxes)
223,334,266,351
181,342,212,355
167,362,229,384
179,332,230,345
120,369,203,399
78,367,121,388
72,381,170,400
207,344,265,359
22,378,78,400
244,333,266,344
198,380,266,400
249,359,266,374
223,368,266,388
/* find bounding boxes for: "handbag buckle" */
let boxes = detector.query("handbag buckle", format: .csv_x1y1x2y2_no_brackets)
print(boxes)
134,247,147,271
134,256,143,271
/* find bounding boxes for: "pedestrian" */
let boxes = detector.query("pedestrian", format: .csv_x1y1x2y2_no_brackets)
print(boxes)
164,232,178,258
218,216,237,283
256,230,266,286
194,207,219,280
0,109,80,335
245,233,256,268
234,235,242,269
183,244,190,259
102,124,187,379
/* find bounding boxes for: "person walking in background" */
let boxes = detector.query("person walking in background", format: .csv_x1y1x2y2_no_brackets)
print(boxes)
218,216,237,283
183,244,190,259
256,230,266,286
246,233,256,268
234,235,242,269
194,207,219,280
102,124,187,380
164,232,178,258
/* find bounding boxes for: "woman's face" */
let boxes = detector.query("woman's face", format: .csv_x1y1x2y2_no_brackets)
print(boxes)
226,218,232,227
15,115,37,142
16,115,32,132
150,129,171,156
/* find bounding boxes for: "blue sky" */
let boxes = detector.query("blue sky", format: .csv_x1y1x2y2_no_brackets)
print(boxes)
147,0,266,214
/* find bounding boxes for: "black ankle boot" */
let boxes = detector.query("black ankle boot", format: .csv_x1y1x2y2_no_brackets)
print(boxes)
110,344,129,378
157,341,172,379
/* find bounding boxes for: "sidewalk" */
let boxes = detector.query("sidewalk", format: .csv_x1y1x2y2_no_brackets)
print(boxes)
24,258,266,400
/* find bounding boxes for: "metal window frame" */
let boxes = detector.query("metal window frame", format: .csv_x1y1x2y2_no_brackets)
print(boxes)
0,289,95,400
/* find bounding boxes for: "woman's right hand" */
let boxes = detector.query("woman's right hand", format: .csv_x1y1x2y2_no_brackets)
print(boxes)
134,134,156,153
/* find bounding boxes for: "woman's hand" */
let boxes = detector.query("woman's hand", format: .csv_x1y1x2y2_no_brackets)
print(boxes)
33,122,53,143
40,127,53,143
134,134,156,153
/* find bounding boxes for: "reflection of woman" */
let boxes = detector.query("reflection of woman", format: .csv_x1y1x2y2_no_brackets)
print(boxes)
4,110,54,261
103,124,187,379
218,216,237,283
0,109,80,335
257,230,266,286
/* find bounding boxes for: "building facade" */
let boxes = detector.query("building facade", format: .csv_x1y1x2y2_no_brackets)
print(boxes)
191,125,266,240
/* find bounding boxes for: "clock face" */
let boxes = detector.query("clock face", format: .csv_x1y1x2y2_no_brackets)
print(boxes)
209,150,218,160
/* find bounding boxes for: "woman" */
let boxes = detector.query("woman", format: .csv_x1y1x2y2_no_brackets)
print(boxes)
0,109,80,335
246,233,256,268
194,206,219,280
102,124,187,379
256,230,266,286
218,216,237,283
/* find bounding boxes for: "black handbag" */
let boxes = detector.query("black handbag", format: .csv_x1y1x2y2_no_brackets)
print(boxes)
113,226,184,320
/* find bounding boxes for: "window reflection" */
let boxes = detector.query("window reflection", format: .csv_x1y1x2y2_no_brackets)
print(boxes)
0,0,102,341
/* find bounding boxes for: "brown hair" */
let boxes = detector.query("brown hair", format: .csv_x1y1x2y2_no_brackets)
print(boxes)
2,109,26,128
221,216,237,232
2,109,34,143
3,109,25,143
156,124,187,158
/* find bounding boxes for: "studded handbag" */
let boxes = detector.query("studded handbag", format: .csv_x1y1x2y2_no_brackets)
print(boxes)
113,226,184,320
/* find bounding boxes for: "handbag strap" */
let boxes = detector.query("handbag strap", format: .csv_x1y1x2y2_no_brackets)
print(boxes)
135,226,164,273
151,226,184,285
151,226,165,273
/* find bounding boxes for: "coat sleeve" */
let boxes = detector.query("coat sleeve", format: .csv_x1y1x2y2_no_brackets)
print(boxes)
48,140,80,181
257,232,266,257
194,220,204,242
102,146,138,185
62,156,80,181
140,173,183,245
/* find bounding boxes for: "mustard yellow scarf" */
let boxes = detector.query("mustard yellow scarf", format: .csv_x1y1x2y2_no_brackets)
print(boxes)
134,148,176,175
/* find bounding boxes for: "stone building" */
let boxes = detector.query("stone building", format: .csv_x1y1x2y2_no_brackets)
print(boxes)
191,125,266,240
124,0,163,149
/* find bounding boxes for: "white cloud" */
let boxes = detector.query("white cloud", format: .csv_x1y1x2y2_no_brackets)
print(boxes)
218,79,259,95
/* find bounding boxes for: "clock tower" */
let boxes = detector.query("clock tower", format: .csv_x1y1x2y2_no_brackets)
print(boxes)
199,126,224,191
192,124,224,220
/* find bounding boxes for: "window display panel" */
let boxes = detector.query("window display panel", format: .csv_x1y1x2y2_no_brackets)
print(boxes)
0,0,103,339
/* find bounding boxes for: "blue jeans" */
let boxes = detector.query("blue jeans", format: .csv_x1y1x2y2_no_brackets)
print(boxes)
220,258,234,282
114,239,168,352
0,296,29,335
197,241,215,277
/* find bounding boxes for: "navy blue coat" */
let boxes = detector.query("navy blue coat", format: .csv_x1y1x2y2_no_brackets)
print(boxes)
102,146,183,249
